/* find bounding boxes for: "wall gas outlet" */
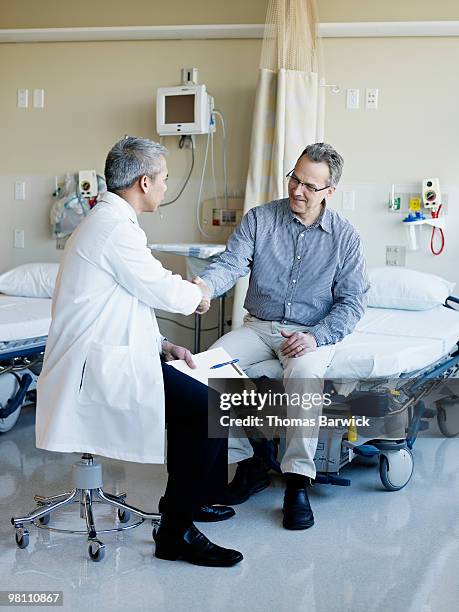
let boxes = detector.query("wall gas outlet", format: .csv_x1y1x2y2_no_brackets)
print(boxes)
422,178,441,209
78,170,98,198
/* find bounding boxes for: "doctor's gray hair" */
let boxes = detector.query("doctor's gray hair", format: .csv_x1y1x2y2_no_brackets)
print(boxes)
299,143,344,187
105,136,168,192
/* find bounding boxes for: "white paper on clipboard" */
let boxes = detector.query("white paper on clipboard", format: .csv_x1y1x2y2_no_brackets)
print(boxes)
167,347,247,386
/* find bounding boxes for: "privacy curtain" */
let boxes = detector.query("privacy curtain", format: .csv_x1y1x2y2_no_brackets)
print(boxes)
232,0,325,328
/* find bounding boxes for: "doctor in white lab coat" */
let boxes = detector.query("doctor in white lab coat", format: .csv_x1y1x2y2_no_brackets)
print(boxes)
35,136,243,567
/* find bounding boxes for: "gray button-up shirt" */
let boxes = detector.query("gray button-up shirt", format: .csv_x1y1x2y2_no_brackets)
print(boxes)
200,198,369,346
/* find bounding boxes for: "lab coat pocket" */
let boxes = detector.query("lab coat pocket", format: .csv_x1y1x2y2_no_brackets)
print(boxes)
79,342,137,410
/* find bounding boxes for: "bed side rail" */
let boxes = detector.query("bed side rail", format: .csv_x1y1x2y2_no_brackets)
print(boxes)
445,295,459,310
0,373,33,420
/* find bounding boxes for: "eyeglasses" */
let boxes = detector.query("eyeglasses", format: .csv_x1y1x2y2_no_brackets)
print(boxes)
286,170,330,193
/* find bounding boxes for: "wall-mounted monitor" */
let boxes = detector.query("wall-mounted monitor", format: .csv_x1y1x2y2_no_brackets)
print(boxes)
156,85,215,136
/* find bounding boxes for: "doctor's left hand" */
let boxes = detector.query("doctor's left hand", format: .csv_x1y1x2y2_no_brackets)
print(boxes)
162,341,197,369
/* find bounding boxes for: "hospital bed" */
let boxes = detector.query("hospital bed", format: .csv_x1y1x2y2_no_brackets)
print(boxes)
0,295,51,433
245,298,459,491
1,288,458,491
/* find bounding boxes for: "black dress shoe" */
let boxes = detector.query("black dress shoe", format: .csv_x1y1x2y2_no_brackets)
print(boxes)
282,486,315,530
158,497,235,523
194,505,235,522
153,521,243,567
218,456,271,505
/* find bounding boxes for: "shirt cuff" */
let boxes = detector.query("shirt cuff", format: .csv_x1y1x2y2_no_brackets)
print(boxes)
199,276,216,299
308,325,331,348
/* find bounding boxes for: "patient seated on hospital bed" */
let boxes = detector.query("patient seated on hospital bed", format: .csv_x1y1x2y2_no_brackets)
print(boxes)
236,267,459,490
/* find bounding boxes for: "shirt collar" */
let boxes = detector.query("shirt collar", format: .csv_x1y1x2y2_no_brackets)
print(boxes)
282,198,332,234
98,190,139,225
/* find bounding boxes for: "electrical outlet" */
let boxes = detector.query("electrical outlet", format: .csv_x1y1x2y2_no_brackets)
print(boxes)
346,89,360,110
342,191,355,211
33,88,45,108
366,88,378,109
17,88,28,108
386,245,406,267
14,181,26,200
14,229,25,249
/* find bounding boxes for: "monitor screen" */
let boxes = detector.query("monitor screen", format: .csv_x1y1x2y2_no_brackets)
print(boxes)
165,94,195,124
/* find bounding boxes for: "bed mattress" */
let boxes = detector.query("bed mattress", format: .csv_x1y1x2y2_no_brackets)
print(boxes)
1,294,458,380
326,305,459,379
0,295,51,347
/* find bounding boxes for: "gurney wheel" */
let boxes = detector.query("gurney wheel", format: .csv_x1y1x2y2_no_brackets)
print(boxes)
38,514,50,525
437,403,459,438
379,448,413,491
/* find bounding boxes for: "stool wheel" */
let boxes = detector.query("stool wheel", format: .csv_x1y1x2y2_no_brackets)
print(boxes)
15,529,29,549
88,540,105,562
117,509,131,523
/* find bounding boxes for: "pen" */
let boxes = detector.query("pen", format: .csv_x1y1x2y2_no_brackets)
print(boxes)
210,358,240,369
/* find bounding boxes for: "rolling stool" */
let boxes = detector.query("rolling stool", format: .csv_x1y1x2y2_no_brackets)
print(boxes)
11,453,161,562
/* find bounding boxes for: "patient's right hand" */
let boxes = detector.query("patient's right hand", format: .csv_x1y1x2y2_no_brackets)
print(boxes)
193,276,211,314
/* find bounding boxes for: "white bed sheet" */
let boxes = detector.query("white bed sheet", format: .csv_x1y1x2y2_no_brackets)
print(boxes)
0,295,52,342
327,305,459,379
2,293,458,380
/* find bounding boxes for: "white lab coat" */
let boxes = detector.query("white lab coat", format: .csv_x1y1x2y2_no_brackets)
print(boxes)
36,192,201,463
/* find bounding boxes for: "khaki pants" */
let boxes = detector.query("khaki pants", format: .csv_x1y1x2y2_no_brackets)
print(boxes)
210,315,336,479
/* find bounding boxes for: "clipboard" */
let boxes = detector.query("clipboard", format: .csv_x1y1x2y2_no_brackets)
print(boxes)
168,347,247,386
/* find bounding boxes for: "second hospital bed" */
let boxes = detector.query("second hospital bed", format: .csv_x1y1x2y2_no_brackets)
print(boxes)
0,295,51,433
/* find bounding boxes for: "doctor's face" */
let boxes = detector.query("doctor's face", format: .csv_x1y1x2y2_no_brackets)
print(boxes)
147,155,168,212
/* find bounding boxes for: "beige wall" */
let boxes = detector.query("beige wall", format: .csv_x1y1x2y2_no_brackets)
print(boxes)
0,38,261,273
2,0,459,28
318,0,459,22
0,0,268,28
322,35,459,283
1,1,459,348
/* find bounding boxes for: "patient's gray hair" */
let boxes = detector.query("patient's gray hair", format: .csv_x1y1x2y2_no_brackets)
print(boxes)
105,136,167,192
299,143,344,187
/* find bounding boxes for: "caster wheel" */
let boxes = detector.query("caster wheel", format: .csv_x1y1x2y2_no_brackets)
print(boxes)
39,514,50,525
437,401,459,438
117,509,131,524
379,448,414,491
88,541,105,562
15,530,29,549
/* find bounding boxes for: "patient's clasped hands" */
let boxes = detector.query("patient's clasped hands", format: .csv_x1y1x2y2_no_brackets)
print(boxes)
192,276,212,314
280,330,317,357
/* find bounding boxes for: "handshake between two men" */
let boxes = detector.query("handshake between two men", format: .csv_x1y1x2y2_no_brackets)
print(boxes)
192,276,212,315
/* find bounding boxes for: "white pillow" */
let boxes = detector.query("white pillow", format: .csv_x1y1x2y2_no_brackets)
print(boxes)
368,267,455,311
0,263,59,298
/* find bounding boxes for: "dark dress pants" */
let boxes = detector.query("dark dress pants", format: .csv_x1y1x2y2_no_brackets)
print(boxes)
160,361,227,526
